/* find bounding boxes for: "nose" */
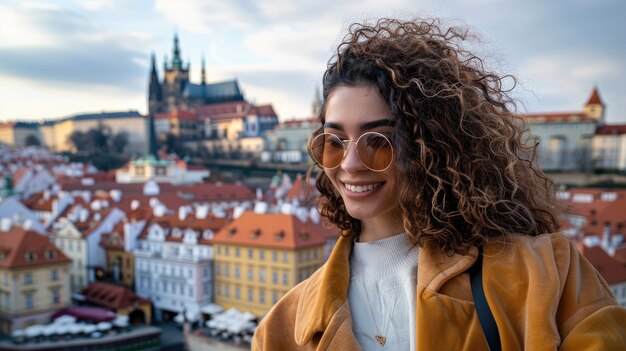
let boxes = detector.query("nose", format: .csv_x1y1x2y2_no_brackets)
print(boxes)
341,141,366,173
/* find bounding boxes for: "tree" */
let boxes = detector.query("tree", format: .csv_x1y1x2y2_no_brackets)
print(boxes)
111,131,129,154
24,134,41,147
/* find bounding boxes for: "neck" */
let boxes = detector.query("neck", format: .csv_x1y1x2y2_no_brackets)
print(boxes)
358,221,406,242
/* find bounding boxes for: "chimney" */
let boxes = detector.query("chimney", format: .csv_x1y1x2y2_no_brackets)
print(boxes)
0,218,12,232
602,221,611,250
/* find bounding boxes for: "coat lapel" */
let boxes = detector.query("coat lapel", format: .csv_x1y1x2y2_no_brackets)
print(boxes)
294,230,356,345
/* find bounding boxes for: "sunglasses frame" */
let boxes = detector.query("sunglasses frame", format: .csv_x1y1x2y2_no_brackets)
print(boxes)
308,131,394,172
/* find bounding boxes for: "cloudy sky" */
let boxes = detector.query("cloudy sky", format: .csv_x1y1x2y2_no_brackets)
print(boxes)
0,0,624,123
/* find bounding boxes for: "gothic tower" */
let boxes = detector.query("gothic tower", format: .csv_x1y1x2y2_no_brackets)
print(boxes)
162,33,190,112
148,53,163,116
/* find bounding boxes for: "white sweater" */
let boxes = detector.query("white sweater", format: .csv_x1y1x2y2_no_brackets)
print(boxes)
348,233,419,351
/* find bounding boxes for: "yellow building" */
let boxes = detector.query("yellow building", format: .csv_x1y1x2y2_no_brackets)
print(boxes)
100,222,135,289
213,211,336,317
0,227,71,334
40,111,147,153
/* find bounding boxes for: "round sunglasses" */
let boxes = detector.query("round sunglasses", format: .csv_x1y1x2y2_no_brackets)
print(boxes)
308,132,394,172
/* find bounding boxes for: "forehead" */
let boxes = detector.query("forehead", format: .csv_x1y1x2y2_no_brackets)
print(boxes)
324,85,393,129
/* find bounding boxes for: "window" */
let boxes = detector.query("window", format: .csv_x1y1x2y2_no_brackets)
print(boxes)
217,246,221,255
248,249,253,259
51,270,59,281
203,283,209,296
225,285,230,297
259,250,265,260
272,251,278,262
282,252,288,263
272,291,279,304
235,266,240,278
282,272,288,285
225,264,230,277
259,290,265,304
235,286,241,299
216,263,221,276
25,252,36,262
216,283,222,296
25,294,34,310
225,247,230,256
272,271,278,284
259,268,265,283
313,249,318,259
52,290,60,304
24,272,33,285
248,288,253,302
235,247,240,257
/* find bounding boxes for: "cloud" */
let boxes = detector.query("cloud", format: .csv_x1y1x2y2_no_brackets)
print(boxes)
154,0,259,33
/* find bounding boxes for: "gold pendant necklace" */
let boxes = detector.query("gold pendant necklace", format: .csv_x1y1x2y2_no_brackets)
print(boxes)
361,277,387,346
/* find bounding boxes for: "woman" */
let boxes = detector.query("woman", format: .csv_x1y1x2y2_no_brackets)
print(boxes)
252,18,626,350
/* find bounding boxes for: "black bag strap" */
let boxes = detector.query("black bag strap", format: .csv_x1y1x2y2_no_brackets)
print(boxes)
469,247,502,351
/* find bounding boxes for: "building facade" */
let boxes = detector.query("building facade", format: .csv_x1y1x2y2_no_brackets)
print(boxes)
212,211,336,317
522,88,605,172
592,124,626,172
134,211,228,322
0,227,71,333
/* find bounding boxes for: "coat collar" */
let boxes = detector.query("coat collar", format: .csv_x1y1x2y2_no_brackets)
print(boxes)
293,230,479,344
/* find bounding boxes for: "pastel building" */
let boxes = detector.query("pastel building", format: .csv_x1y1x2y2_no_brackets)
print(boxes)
522,88,604,171
134,209,228,322
212,211,337,317
0,227,71,333
592,124,626,172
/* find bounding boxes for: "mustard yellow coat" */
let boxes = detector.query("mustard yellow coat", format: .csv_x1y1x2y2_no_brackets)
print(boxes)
252,232,626,350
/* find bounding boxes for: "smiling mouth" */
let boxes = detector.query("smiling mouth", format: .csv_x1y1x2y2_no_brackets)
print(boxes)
343,182,383,193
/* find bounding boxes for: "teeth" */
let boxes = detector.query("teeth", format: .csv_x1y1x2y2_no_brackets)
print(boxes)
344,183,381,193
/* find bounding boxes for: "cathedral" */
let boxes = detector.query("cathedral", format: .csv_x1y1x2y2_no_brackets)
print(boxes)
148,34,245,115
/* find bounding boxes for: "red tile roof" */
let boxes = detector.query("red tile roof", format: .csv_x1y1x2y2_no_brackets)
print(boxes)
521,111,594,122
0,227,71,269
596,124,626,135
250,104,277,117
176,182,255,202
81,282,150,310
100,221,126,250
22,192,54,212
138,213,229,245
212,211,338,249
560,188,626,239
578,245,626,284
586,87,604,106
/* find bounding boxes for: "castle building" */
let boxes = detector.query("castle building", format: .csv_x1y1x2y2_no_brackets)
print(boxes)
148,34,244,117
522,88,605,171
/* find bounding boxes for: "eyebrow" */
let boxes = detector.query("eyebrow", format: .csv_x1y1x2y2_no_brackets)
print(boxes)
323,119,395,132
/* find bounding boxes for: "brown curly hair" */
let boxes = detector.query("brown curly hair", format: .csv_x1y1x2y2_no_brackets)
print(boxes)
310,18,561,255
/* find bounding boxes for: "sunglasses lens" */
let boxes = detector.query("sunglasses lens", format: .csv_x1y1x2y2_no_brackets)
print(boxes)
310,133,344,168
357,133,393,171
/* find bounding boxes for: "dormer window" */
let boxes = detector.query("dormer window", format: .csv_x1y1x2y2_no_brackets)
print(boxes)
227,228,237,237
203,230,213,240
250,229,261,239
275,230,285,241
45,250,56,259
172,228,182,238
25,252,36,262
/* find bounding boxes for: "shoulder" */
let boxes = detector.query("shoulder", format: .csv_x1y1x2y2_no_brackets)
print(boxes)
484,232,622,339
252,263,327,350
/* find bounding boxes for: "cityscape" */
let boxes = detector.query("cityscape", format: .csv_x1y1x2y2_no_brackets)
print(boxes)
1,1,626,350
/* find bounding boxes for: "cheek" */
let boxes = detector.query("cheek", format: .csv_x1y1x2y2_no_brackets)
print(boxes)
324,169,341,191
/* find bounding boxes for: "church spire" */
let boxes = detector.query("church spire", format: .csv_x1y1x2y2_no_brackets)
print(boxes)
148,53,163,115
171,33,183,70
201,55,207,98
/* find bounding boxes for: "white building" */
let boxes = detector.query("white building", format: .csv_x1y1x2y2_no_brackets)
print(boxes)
593,124,626,172
134,208,229,322
52,201,125,292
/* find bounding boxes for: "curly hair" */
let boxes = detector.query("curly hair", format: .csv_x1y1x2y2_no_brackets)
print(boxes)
311,18,562,255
